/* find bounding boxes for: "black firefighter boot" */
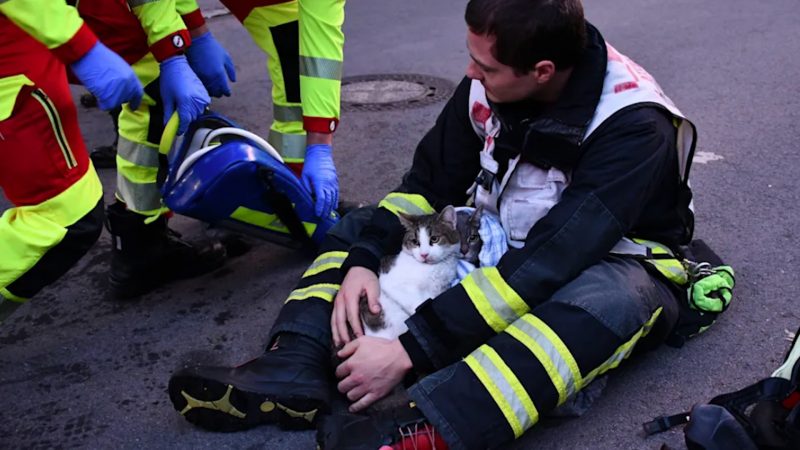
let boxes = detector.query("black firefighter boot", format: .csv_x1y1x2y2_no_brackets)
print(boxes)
106,202,227,298
168,332,332,432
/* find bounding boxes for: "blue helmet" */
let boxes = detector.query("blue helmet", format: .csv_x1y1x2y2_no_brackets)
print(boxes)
161,112,339,248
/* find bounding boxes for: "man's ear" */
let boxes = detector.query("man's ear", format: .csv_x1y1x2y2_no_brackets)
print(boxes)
532,60,556,83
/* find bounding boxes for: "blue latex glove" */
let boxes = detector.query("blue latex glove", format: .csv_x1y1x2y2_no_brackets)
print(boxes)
301,144,339,218
185,32,236,97
70,42,143,111
159,55,210,135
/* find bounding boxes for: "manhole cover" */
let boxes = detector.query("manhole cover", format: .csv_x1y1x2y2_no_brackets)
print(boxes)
341,74,455,111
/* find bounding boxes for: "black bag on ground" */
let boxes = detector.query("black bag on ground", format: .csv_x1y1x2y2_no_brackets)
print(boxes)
644,326,800,449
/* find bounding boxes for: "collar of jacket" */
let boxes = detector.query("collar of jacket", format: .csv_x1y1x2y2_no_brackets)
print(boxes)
491,22,608,171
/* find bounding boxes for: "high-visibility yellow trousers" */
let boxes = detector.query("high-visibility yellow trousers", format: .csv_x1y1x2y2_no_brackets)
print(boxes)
0,44,104,319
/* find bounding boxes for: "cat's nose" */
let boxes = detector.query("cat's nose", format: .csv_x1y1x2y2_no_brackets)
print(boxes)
420,252,429,260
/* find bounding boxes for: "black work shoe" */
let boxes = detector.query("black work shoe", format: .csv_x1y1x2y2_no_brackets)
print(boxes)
316,403,448,450
105,202,227,298
90,144,117,169
169,333,332,432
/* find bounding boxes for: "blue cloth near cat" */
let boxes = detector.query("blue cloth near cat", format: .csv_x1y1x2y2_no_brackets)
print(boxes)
453,207,508,285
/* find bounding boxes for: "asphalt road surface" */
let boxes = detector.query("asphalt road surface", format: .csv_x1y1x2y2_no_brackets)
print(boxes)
2,0,799,448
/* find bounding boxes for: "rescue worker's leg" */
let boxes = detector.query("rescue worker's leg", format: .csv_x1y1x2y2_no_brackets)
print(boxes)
109,54,225,299
318,256,680,449
168,206,376,431
221,0,307,175
0,73,104,323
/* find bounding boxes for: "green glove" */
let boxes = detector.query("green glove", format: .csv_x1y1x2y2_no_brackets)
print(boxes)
688,265,734,313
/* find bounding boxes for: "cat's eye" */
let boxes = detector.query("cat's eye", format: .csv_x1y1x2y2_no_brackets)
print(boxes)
469,234,479,242
410,238,419,246
430,236,440,244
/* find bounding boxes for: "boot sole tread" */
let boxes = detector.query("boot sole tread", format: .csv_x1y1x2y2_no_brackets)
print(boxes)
168,374,323,432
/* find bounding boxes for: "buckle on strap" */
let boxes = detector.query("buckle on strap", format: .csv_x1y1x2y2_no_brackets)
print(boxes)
642,412,690,435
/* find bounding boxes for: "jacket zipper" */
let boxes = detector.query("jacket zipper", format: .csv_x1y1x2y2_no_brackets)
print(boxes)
30,88,78,169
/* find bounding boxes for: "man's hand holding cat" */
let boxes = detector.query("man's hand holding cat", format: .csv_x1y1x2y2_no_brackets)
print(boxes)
335,336,412,412
332,267,381,347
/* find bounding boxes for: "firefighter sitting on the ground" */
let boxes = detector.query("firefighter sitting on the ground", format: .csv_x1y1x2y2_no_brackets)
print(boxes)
0,0,142,322
167,0,722,448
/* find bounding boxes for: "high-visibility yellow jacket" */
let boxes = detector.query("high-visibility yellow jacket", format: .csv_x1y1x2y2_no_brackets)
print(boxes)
73,0,191,64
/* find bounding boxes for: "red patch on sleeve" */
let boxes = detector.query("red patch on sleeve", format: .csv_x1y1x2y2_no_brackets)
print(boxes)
614,81,639,93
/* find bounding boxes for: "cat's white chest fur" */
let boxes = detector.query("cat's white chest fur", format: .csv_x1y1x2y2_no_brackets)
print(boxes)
363,210,462,340
368,251,458,340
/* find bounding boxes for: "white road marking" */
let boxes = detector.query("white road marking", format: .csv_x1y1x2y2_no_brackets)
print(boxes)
693,151,724,164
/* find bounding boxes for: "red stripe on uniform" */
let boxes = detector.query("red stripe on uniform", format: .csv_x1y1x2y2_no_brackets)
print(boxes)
50,24,98,65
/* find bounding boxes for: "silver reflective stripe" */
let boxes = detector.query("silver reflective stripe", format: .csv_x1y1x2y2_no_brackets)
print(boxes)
469,269,524,327
116,178,162,213
127,0,159,7
470,348,536,433
268,130,306,160
117,137,160,168
273,104,304,123
609,238,650,257
299,56,343,81
511,317,577,399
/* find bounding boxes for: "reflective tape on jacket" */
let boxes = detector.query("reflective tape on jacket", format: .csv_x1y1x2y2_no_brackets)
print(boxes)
505,315,582,406
461,267,528,332
285,283,340,303
464,345,539,438
378,193,435,217
610,238,688,286
301,251,348,278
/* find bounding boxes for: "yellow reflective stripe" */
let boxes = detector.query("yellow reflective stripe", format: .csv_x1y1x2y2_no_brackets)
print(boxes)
30,89,77,169
582,307,663,385
462,268,528,332
466,346,539,437
285,283,340,303
521,315,583,390
378,193,435,216
506,323,570,405
302,251,348,278
230,206,317,236
632,239,688,285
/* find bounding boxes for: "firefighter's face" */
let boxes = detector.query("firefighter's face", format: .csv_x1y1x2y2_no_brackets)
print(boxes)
465,30,549,103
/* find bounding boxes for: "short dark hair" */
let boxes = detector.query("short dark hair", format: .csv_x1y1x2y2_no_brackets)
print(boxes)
465,0,587,74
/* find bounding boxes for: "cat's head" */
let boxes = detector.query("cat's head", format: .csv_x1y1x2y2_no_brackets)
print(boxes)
398,205,460,264
456,206,483,265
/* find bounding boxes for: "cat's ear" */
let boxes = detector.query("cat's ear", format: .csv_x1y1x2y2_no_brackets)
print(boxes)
439,205,457,229
397,212,415,230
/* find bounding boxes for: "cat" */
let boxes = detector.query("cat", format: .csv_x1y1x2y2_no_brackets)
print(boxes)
360,205,461,340
456,206,483,265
